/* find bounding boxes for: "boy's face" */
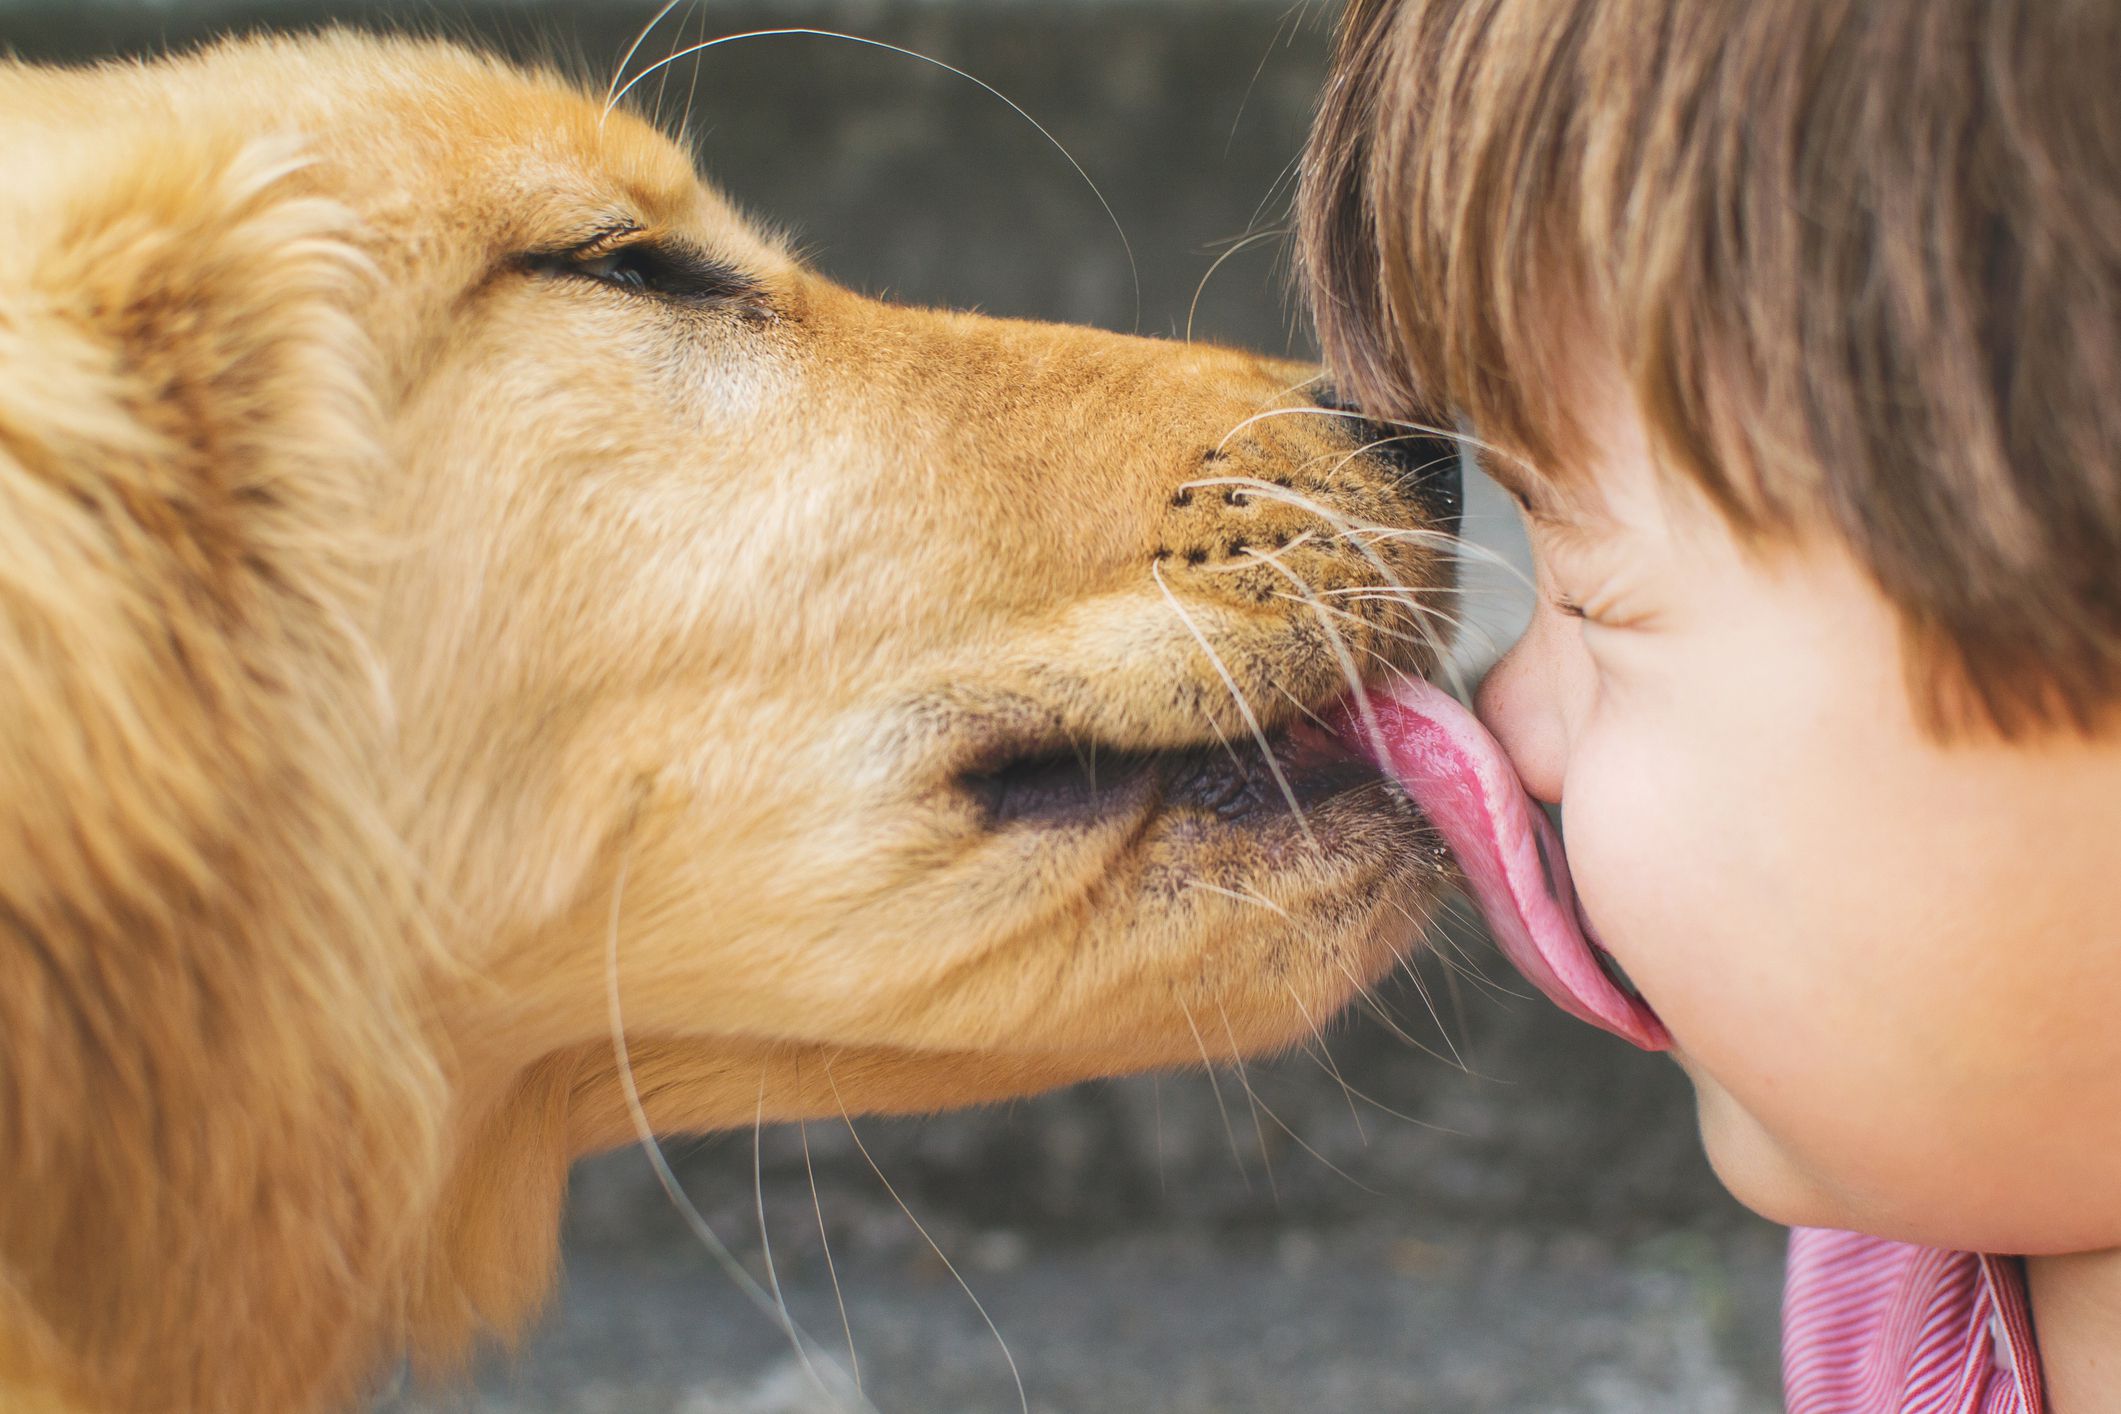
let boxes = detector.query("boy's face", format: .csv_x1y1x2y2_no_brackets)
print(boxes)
1476,378,2121,1254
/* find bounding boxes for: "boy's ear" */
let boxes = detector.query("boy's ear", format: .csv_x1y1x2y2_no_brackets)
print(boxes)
0,132,446,1412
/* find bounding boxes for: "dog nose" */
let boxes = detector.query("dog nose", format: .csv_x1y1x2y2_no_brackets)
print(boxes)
1313,383,1463,537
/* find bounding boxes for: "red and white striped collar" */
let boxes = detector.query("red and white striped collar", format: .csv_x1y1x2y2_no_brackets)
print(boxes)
1783,1227,2047,1413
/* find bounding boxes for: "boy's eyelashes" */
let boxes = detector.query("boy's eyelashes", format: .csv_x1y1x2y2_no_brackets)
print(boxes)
1552,593,1589,619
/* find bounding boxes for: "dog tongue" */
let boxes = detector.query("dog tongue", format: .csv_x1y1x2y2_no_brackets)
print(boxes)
1333,679,1671,1051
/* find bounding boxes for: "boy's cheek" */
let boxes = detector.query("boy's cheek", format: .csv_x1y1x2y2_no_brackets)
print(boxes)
1558,741,1875,1228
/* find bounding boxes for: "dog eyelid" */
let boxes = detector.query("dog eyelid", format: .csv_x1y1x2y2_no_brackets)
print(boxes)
521,228,768,311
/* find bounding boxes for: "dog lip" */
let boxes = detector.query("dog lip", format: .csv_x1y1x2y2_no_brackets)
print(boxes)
956,743,1164,830
954,709,1389,832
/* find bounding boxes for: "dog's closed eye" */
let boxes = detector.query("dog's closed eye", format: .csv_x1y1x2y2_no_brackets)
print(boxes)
522,230,765,310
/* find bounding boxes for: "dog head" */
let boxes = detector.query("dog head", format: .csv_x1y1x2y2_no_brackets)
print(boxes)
0,33,1460,1410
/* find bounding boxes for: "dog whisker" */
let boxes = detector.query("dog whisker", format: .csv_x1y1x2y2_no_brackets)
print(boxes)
1243,147,1306,249
800,1117,864,1397
1342,597,1516,674
1317,584,1476,623
1360,893,1482,1076
1212,403,1534,482
1417,889,1508,995
1210,1002,1282,1203
825,1065,1029,1414
645,3,688,136
754,1072,829,1399
1185,226,1288,345
1316,592,1495,664
1255,368,1332,418
1238,550,1390,787
1331,951,1471,1075
1270,679,1341,736
605,0,689,115
1302,1008,1469,1130
1281,983,1366,1143
681,3,712,149
1177,998,1252,1190
1185,475,1471,702
1425,890,1536,1001
1269,591,1482,662
1290,430,1462,508
1218,1049,1388,1196
1185,878,1292,917
1344,525,1535,591
1221,5,1303,158
1193,527,1321,573
602,28,1141,332
603,843,866,1411
1353,638,1428,690
1209,420,1525,690
1383,892,1498,1036
1194,478,1447,612
1150,558,1323,851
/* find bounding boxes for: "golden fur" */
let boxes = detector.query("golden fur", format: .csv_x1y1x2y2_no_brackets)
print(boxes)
0,32,1451,1411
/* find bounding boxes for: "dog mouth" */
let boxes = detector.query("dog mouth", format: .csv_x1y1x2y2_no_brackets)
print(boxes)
956,708,1393,832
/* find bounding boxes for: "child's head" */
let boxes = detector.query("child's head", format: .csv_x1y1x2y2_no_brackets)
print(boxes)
1299,0,2121,1253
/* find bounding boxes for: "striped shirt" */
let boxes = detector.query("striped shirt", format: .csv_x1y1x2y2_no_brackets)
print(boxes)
1783,1227,2046,1413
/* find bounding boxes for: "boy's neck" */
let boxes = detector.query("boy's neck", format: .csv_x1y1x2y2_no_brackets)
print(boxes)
2027,1248,2121,1411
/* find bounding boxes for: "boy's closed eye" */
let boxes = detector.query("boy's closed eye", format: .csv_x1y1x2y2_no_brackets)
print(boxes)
1536,550,1652,632
1519,506,1659,634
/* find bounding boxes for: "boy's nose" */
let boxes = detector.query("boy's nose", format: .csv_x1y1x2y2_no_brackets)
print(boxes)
1473,630,1570,806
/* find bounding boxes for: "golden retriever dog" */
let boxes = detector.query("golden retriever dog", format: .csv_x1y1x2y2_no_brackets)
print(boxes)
0,30,1459,1413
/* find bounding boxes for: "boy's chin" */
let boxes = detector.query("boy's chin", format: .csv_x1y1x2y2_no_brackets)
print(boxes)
1679,1054,1850,1231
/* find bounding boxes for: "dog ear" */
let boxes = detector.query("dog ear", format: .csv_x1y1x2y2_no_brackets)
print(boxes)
0,131,446,1412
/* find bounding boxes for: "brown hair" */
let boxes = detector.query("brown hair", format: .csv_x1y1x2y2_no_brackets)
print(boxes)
1299,0,2121,736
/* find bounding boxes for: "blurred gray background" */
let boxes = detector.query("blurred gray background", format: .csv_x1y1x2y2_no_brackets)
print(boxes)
3,3,1784,1410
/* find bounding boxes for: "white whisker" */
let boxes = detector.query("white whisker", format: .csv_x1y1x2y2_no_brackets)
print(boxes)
1336,952,1471,1075
1222,7,1301,158
1270,679,1339,734
603,837,866,1411
603,28,1140,331
800,1117,863,1396
825,1065,1028,1414
1239,550,1388,778
1262,369,1332,410
1150,559,1321,851
1210,1003,1283,1203
755,1072,827,1397
1341,526,1534,590
1269,590,1483,659
1213,404,1532,482
1185,227,1287,344
605,0,689,114
1185,878,1292,917
1376,901,1481,1071
1192,527,1320,574
1280,982,1365,1143
1178,998,1251,1188
1184,475,1470,701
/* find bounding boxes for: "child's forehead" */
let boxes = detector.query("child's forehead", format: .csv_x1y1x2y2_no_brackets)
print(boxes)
1491,393,1747,561
1476,371,1649,531
1509,471,1639,560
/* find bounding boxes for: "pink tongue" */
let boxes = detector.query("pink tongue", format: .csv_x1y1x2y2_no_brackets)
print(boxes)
1332,679,1671,1051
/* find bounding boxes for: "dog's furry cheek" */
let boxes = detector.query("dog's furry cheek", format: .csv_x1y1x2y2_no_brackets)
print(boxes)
0,133,450,1412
